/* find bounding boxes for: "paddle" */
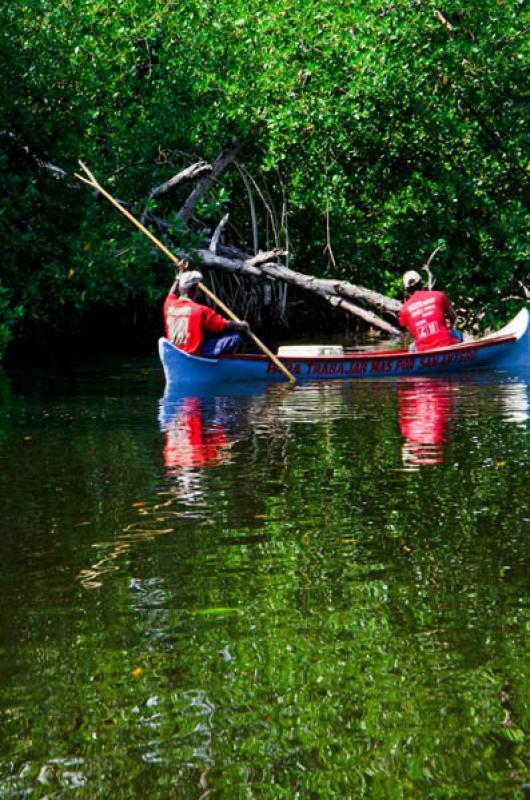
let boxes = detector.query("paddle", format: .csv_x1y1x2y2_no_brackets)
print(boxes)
74,161,297,385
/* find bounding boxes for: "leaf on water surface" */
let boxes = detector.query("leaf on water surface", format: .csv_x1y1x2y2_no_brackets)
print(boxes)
132,501,147,507
131,667,143,677
192,608,240,615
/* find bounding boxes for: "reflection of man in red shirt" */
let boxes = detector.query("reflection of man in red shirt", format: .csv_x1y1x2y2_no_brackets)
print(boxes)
399,271,461,352
398,379,456,467
164,265,249,357
163,397,229,469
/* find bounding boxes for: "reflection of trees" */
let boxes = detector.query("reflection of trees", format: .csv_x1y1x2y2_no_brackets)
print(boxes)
1,375,528,797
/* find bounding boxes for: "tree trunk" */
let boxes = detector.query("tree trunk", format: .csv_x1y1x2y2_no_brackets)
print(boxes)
195,249,402,336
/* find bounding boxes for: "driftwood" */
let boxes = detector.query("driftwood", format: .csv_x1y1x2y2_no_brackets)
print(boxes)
196,248,402,336
197,249,262,277
326,296,400,337
11,131,403,335
256,262,401,333
170,142,402,334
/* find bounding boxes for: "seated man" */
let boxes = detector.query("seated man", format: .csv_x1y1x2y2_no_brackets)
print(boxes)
164,267,250,357
399,270,463,352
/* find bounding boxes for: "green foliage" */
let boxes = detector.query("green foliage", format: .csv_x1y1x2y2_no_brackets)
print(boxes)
0,284,24,358
0,0,529,352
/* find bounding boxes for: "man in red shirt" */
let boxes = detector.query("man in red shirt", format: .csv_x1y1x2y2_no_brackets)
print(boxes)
399,271,462,352
164,266,250,356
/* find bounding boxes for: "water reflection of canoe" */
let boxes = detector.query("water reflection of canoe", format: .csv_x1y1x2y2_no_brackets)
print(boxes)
159,306,530,388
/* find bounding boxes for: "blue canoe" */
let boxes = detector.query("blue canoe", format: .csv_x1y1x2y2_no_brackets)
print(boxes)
159,306,530,388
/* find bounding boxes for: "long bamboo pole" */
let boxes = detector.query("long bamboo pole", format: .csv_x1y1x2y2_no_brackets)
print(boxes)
74,161,296,384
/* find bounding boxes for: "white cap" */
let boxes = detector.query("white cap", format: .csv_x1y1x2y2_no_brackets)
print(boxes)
403,270,422,290
179,270,203,292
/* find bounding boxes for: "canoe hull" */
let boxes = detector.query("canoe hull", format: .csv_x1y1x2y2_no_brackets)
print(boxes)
159,306,530,388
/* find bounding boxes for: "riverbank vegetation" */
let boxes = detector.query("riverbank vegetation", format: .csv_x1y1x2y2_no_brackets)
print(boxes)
1,0,529,358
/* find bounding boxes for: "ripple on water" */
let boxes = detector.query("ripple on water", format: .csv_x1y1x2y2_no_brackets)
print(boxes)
0,360,527,798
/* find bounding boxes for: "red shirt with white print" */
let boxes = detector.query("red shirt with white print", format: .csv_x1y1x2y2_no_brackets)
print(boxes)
164,294,227,355
399,290,458,351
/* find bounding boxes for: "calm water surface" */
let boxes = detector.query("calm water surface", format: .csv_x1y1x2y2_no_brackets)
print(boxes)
0,356,528,799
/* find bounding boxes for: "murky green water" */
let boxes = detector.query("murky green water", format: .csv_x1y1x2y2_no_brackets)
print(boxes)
0,357,528,799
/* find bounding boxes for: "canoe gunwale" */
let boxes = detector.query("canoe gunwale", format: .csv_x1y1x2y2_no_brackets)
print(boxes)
214,332,519,364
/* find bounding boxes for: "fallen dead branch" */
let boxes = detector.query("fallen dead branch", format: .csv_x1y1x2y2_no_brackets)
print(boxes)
13,133,403,335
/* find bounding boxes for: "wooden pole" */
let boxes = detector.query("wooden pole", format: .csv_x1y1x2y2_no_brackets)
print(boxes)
75,161,297,384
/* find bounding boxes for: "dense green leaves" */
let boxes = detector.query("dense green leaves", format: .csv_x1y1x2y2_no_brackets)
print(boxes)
1,0,529,352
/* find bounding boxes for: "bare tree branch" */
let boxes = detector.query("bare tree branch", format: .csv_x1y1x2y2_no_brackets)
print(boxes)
235,163,259,254
192,248,402,334
245,249,285,266
148,161,212,200
1,130,71,182
195,249,262,276
326,295,401,337
422,243,445,289
433,7,454,32
209,213,230,254
177,139,244,224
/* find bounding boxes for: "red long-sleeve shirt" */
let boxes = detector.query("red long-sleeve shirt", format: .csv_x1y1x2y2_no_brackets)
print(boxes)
164,294,227,355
